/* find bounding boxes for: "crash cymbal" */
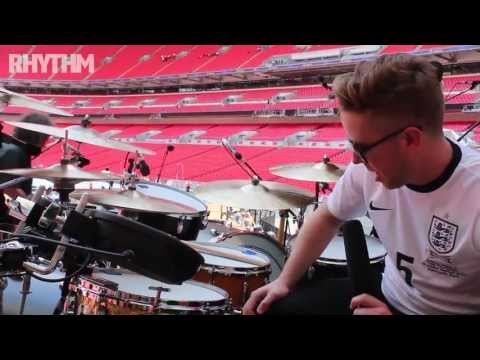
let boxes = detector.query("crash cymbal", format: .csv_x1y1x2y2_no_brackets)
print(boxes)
194,179,315,210
3,121,156,155
270,158,346,183
0,88,73,117
0,163,122,188
69,188,200,214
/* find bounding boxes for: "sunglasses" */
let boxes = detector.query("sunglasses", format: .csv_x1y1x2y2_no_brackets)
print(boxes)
348,126,422,164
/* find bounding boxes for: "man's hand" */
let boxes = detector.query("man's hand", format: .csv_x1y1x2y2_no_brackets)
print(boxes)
350,293,393,315
242,280,290,315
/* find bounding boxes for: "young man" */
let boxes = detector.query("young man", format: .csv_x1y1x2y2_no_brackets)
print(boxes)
243,54,480,315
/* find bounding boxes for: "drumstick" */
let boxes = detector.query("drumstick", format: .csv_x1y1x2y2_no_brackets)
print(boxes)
182,241,269,267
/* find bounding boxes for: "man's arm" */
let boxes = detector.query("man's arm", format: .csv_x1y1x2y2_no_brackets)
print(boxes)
278,203,344,288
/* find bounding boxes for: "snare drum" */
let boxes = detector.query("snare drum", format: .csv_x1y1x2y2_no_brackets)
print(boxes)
131,182,208,240
192,244,271,309
66,269,230,315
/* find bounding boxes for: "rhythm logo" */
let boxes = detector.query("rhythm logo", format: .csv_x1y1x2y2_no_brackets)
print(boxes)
9,54,95,74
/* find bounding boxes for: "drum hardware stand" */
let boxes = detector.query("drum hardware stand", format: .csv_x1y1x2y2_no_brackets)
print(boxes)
314,181,330,210
0,277,7,314
221,137,263,182
22,193,89,275
13,186,45,315
277,209,295,247
18,273,32,315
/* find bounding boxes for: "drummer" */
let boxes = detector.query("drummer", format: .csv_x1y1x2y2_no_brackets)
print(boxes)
0,113,53,226
243,54,480,315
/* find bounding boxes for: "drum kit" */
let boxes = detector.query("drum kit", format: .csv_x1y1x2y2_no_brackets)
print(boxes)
0,93,387,315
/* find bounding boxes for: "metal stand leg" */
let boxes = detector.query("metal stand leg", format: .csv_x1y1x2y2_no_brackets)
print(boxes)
19,274,31,315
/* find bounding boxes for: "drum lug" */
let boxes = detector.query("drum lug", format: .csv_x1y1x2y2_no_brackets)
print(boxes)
63,289,78,315
96,290,109,315
242,280,249,306
177,216,186,235
149,286,170,312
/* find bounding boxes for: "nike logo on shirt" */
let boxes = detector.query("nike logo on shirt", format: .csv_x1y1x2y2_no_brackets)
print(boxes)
369,201,392,211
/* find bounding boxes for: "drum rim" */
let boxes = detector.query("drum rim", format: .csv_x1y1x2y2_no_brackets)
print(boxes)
315,254,387,266
218,231,286,253
198,263,272,276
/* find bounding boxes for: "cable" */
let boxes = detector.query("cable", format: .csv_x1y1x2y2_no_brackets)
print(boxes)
444,81,465,101
458,120,480,142
2,231,132,259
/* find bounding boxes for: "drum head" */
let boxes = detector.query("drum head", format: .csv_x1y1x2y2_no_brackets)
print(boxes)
89,270,227,303
135,182,207,213
199,244,270,270
217,232,286,281
318,235,386,264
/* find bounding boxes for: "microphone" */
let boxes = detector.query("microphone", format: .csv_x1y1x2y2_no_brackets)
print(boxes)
127,158,135,174
156,144,175,182
137,158,150,177
80,115,91,128
71,151,90,168
221,138,242,160
342,220,376,297
70,209,204,284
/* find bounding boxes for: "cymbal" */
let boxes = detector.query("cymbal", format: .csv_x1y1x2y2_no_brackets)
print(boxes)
69,188,200,214
0,163,122,188
0,88,73,117
270,160,346,182
194,179,315,210
3,121,156,155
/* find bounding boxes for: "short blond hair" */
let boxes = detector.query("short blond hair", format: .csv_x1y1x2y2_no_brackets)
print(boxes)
332,54,444,135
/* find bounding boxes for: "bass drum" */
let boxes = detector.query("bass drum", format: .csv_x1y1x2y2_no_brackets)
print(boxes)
213,231,287,282
0,269,64,315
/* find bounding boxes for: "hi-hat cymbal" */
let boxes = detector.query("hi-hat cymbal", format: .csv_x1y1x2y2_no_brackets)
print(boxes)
69,188,200,214
270,159,346,183
3,121,155,155
0,163,122,188
194,179,315,210
0,88,73,117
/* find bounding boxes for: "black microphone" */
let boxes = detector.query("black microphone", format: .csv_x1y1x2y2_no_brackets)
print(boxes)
221,138,242,160
70,209,204,284
71,152,90,168
80,115,91,128
127,158,135,174
342,220,376,297
137,159,150,177
156,144,175,182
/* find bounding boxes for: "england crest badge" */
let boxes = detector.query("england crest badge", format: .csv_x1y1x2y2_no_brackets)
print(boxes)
428,216,458,254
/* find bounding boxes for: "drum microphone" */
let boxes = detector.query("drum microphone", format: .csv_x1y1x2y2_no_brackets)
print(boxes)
221,138,242,160
221,138,262,180
156,144,175,182
137,159,150,176
342,220,376,297
66,209,204,284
